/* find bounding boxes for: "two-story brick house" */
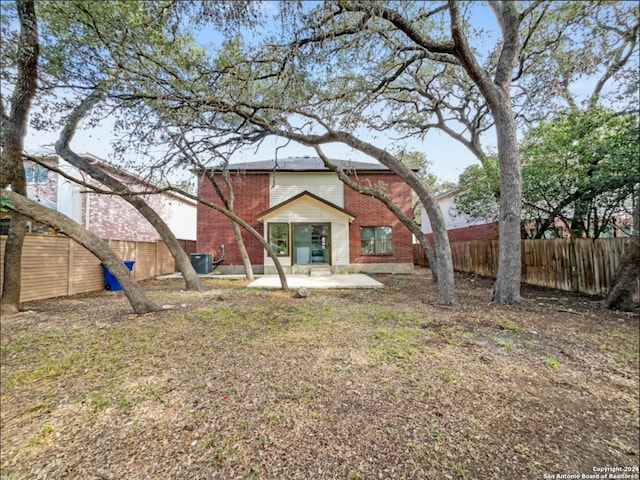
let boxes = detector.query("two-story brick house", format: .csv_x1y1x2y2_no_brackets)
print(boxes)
197,157,414,274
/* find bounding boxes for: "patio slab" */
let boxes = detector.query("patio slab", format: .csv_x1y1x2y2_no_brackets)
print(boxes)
247,274,383,289
156,273,384,289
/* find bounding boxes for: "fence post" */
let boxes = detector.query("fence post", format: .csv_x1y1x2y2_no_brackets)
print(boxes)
134,241,139,280
569,238,579,293
155,240,160,277
67,237,74,296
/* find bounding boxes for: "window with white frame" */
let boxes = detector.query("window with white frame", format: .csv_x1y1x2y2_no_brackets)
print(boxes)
268,223,289,256
24,164,48,183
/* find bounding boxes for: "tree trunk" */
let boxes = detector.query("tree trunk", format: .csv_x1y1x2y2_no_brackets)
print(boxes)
1,167,28,315
54,87,202,292
605,195,639,311
231,222,254,280
490,99,523,304
2,190,161,314
57,145,203,291
605,236,640,311
453,2,522,304
422,238,439,282
337,134,456,305
0,0,39,190
0,0,39,315
221,171,254,281
313,145,440,284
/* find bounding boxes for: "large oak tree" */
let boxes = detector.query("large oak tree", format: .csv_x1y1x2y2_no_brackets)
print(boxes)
227,1,530,303
262,1,637,303
0,0,39,315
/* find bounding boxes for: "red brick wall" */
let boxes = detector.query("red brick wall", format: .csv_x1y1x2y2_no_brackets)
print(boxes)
425,221,500,244
178,239,197,255
196,172,270,266
344,173,413,264
83,174,178,242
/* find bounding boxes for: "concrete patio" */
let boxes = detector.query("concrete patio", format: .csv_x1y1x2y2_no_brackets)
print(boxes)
246,273,383,289
157,272,384,289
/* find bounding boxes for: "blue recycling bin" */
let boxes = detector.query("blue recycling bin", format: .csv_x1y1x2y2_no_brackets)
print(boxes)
102,260,135,291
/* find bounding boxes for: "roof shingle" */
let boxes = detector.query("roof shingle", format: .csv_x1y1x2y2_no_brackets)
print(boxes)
224,157,389,172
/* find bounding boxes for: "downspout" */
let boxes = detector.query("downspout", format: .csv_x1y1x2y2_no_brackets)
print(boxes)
81,170,90,230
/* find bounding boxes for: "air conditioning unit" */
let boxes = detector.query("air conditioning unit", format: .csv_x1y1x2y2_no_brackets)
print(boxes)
190,253,212,274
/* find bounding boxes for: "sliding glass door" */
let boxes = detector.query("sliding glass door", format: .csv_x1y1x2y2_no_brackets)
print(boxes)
293,224,330,265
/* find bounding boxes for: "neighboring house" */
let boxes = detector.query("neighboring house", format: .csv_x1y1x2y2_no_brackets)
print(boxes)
1,154,196,242
421,188,499,243
196,157,414,274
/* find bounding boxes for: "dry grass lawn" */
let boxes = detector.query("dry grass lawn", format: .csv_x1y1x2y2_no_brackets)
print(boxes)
1,269,638,479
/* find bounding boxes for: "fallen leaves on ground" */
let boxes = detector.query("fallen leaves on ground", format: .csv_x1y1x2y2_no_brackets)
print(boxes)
1,269,638,479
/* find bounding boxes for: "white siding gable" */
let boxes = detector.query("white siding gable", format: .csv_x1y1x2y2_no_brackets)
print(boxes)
262,196,351,267
270,173,343,207
263,196,350,224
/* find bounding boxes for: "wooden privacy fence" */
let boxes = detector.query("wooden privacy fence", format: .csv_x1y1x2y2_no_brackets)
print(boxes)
0,235,175,303
414,238,639,300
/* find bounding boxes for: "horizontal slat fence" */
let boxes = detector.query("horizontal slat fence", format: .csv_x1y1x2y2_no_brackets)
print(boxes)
414,238,639,301
69,240,105,295
157,241,174,276
0,235,176,303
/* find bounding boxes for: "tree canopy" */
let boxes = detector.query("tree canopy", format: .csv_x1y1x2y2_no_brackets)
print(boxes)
454,108,639,239
521,108,639,239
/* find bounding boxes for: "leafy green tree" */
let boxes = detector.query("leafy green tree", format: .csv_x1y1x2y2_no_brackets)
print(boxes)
1,0,162,314
129,0,635,305
7,1,636,307
33,0,289,289
0,1,199,310
7,1,208,291
452,158,500,225
514,1,639,118
203,1,634,304
455,109,639,240
520,108,639,239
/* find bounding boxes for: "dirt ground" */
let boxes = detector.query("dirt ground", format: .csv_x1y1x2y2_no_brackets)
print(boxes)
1,268,638,480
